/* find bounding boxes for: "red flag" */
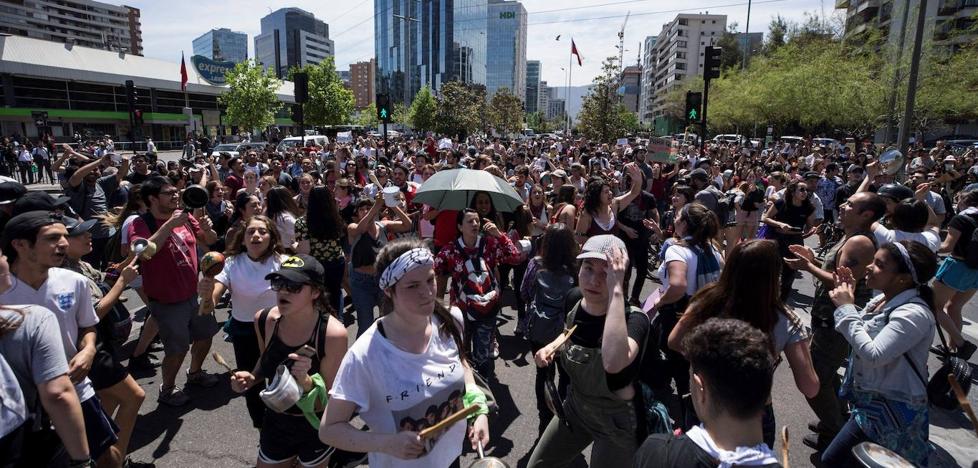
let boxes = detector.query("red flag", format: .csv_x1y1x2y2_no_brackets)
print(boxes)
180,52,188,91
571,39,582,66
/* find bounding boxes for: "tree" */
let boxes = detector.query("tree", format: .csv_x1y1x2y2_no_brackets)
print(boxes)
488,88,525,136
408,86,438,133
525,111,554,133
291,57,355,127
221,60,282,134
715,23,744,70
764,16,789,54
435,81,486,138
577,57,635,142
357,103,379,128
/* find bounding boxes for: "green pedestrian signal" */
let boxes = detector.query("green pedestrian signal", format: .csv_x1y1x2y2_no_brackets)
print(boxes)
376,93,390,122
685,91,702,124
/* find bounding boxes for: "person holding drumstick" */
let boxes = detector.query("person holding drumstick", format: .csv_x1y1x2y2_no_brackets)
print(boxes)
320,239,490,467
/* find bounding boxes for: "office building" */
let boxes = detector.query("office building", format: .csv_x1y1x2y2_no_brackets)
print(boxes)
375,0,488,106
0,0,142,55
736,32,764,59
339,70,352,86
648,13,727,133
639,35,657,124
525,60,541,114
621,65,641,114
192,28,248,63
537,80,550,120
350,59,376,109
255,7,334,78
486,0,527,101
837,0,974,53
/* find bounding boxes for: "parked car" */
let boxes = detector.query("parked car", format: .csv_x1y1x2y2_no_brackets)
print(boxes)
212,142,265,158
779,136,805,146
813,137,843,151
713,134,747,145
276,135,329,153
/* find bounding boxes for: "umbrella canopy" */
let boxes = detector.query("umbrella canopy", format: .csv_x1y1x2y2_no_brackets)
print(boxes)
414,169,524,212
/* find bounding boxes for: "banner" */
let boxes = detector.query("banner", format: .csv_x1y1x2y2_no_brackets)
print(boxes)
191,55,236,86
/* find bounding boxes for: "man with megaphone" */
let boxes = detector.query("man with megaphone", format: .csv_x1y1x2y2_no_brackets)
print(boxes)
126,175,219,407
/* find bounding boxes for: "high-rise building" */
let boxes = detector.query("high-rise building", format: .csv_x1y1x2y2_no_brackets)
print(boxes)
255,8,334,78
621,65,642,114
639,36,658,124
486,0,527,102
350,59,377,110
525,60,541,114
537,80,549,119
837,0,974,54
375,0,488,106
192,28,248,63
648,13,727,133
0,0,142,55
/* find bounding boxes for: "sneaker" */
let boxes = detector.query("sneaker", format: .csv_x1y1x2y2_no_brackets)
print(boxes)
157,385,189,406
957,341,977,361
807,420,820,434
124,457,156,468
932,344,950,356
128,353,156,371
186,369,219,388
802,433,831,450
490,339,500,359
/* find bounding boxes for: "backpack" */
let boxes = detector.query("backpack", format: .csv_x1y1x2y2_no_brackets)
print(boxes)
962,214,978,269
456,237,499,319
525,267,576,345
97,281,132,348
716,190,737,225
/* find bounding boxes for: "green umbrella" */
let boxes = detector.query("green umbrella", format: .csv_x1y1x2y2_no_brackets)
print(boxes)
414,168,525,212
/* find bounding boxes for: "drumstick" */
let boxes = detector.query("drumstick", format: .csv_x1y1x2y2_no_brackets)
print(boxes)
781,426,790,468
368,170,381,188
212,352,233,373
948,374,978,438
547,325,578,355
418,405,479,440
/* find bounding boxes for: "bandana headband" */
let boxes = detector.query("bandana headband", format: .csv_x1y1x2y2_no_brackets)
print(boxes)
891,242,919,285
379,248,434,290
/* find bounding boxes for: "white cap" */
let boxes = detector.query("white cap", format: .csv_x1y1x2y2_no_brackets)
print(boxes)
577,234,627,261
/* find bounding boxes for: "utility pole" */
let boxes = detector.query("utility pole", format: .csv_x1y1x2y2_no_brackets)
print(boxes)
883,0,913,145
742,0,752,69
896,0,928,155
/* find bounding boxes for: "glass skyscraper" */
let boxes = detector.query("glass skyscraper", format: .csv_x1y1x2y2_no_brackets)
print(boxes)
192,28,247,63
376,0,488,106
525,60,541,114
255,8,334,78
486,0,526,102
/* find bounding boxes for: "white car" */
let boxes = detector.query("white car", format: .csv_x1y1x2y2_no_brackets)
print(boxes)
277,135,329,153
813,138,842,150
212,142,265,158
713,134,746,145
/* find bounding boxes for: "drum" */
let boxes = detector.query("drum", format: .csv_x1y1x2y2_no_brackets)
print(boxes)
851,442,914,468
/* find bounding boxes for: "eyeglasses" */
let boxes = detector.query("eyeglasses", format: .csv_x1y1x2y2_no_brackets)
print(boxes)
270,277,305,293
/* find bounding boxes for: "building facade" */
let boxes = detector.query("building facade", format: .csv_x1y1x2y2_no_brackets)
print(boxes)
350,59,377,109
0,0,142,55
375,0,488,106
525,60,541,114
736,32,764,59
192,28,248,63
486,0,527,102
537,80,549,120
648,13,726,134
621,65,642,114
838,0,975,53
255,7,334,78
639,35,657,124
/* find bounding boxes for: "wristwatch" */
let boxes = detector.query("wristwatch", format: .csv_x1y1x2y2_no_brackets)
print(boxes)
68,458,95,468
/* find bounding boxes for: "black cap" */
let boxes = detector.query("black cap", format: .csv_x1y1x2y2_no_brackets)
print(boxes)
2,210,65,251
0,182,27,206
803,171,820,180
264,254,325,285
62,216,97,237
12,192,71,216
689,168,710,181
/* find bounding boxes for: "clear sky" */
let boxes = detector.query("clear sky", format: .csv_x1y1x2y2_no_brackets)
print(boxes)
128,0,826,86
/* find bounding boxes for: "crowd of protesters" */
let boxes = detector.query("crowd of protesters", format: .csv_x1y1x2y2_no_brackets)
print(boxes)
1,129,977,468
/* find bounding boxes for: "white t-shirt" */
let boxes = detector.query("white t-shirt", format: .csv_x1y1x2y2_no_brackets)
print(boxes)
276,212,297,248
330,308,467,468
214,254,286,322
872,224,941,253
662,243,723,296
0,268,98,401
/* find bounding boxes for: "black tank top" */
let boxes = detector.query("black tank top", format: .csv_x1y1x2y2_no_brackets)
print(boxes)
256,309,326,413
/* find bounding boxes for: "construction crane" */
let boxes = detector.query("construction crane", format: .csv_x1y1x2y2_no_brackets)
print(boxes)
617,11,630,73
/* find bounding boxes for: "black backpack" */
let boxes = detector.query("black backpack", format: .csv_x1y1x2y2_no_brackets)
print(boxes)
525,267,576,345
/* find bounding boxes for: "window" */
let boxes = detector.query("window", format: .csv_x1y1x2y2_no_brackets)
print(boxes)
712,20,717,23
676,52,686,59
678,18,688,25
701,20,706,24
711,32,715,35
677,40,687,47
675,62,686,70
701,31,705,35
676,74,684,80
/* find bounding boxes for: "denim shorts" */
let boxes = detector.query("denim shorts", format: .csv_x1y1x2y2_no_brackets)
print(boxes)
149,297,220,355
936,256,978,292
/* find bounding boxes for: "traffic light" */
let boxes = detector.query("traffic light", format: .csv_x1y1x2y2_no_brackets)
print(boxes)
125,80,136,110
704,46,722,80
376,94,390,122
293,72,308,104
133,109,143,126
685,91,702,124
291,104,303,124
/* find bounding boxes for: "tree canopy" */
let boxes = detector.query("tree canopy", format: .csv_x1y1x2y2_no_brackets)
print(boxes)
221,60,282,134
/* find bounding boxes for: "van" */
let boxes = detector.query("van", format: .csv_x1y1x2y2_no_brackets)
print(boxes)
277,135,329,152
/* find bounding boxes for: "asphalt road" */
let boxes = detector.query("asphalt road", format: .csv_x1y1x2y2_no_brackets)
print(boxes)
114,250,978,468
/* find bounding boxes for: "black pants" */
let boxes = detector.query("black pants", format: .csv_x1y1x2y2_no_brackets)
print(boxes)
776,235,803,302
17,161,31,184
322,259,345,314
530,341,569,434
230,318,265,429
622,229,651,301
83,236,110,271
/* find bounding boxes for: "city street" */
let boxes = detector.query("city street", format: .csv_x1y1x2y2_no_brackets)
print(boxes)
114,253,978,468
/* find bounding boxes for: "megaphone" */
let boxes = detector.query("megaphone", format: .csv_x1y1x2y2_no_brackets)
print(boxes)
182,184,209,210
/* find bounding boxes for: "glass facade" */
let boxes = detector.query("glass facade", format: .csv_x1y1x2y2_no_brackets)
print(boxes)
192,28,247,63
375,0,487,106
486,0,526,102
255,8,333,78
525,60,540,114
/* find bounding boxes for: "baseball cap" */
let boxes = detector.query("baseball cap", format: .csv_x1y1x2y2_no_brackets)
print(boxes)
846,164,864,174
803,171,820,180
12,192,71,216
551,169,567,179
62,216,97,237
0,181,27,205
265,254,325,285
689,168,710,181
577,234,627,261
1,210,65,251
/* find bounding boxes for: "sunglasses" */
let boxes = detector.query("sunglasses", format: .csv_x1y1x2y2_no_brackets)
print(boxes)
270,277,306,293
